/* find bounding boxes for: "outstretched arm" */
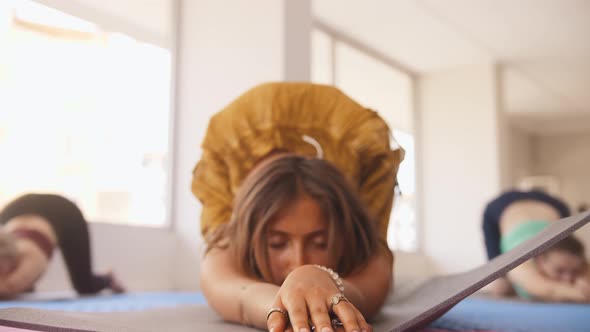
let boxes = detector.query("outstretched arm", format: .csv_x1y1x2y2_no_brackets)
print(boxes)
200,246,279,328
508,260,590,302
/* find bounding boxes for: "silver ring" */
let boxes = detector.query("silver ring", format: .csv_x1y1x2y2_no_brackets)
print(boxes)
329,293,348,312
266,307,289,322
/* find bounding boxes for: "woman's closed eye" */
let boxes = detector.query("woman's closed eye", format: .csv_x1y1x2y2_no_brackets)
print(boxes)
269,241,287,249
309,237,328,249
268,236,288,249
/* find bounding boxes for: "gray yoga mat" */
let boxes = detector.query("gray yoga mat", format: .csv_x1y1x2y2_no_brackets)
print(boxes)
0,211,588,332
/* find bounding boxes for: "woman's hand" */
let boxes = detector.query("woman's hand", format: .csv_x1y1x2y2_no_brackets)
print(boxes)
547,281,590,303
573,277,590,301
266,265,371,332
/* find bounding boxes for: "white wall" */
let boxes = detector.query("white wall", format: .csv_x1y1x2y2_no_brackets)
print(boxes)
532,132,590,207
508,127,534,185
503,130,590,254
418,64,503,274
532,132,590,248
334,43,414,133
36,223,176,292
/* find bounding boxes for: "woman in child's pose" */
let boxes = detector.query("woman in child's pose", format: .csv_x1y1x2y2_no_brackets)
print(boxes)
0,193,124,298
194,83,404,331
482,190,590,302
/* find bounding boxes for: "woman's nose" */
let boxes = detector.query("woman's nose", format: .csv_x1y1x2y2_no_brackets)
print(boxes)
289,245,307,268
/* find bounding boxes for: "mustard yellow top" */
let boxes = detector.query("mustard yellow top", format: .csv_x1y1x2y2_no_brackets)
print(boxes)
191,82,404,239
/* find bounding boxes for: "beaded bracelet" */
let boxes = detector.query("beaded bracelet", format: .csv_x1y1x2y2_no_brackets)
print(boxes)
314,265,345,293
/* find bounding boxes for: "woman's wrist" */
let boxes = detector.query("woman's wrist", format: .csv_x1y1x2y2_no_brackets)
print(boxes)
312,265,365,311
314,264,344,293
239,282,280,328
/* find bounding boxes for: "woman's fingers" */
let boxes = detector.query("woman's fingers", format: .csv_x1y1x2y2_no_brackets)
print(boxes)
270,294,371,332
307,291,334,332
331,300,363,332
353,307,372,332
266,300,289,332
283,293,311,332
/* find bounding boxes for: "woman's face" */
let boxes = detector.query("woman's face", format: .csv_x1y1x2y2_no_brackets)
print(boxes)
266,195,333,285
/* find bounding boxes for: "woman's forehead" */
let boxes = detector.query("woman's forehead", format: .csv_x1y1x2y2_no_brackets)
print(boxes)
268,196,328,235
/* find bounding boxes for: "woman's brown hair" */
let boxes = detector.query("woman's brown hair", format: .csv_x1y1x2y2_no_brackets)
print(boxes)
206,154,382,283
546,235,585,257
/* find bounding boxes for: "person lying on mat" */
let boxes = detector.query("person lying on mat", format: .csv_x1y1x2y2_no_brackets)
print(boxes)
0,193,125,298
481,190,590,302
525,235,590,299
193,83,404,332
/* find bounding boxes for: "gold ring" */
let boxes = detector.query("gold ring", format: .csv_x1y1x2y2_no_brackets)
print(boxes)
329,293,348,312
266,307,289,322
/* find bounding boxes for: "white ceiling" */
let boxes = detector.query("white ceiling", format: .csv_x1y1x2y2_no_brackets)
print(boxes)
313,0,590,135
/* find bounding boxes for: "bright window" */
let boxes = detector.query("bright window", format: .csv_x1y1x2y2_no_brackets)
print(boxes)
389,130,416,251
0,1,172,227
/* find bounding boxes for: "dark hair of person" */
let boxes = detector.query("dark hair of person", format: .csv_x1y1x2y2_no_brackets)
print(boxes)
546,235,585,257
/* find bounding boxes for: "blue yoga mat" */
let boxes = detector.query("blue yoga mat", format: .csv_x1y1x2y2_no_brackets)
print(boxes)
432,297,590,332
0,292,207,312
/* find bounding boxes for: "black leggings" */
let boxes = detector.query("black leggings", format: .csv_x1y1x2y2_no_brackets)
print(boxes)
0,193,111,294
482,190,570,260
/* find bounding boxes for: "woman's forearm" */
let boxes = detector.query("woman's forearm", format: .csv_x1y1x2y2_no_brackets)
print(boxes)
508,261,584,302
200,248,279,329
531,280,582,302
239,282,280,328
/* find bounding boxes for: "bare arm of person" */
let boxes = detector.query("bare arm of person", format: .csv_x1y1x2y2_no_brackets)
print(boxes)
508,260,590,302
200,247,280,328
480,276,515,297
0,241,47,297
